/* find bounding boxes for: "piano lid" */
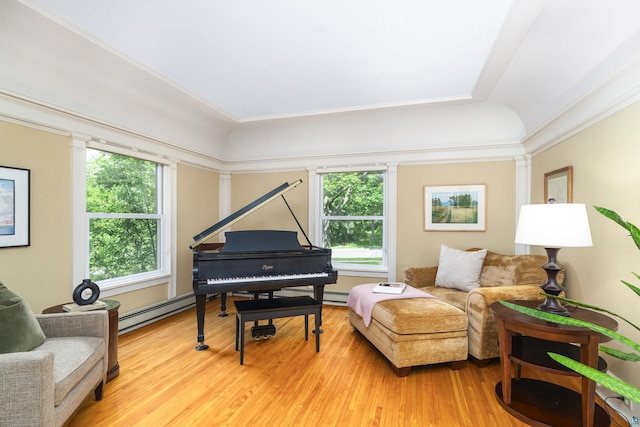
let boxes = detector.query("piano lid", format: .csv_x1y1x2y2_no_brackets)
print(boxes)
189,179,302,249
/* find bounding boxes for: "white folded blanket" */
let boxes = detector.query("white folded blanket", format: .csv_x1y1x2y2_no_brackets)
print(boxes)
346,283,435,327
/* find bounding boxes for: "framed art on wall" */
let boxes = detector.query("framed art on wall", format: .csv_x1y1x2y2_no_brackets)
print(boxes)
544,166,572,203
0,166,30,247
424,184,486,231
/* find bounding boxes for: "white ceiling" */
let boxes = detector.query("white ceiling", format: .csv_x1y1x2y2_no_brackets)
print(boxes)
3,0,640,165
21,0,640,126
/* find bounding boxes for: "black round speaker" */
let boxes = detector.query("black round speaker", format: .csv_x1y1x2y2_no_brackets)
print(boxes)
72,279,100,305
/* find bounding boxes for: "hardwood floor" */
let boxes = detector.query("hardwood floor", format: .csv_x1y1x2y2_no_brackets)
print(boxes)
69,297,624,426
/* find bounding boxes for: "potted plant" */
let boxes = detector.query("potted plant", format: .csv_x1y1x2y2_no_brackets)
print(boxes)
501,206,640,403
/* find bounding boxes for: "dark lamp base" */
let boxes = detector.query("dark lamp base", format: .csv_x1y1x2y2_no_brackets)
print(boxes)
538,247,570,317
537,298,570,316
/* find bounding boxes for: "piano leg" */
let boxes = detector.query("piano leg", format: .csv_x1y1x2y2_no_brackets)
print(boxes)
195,294,209,351
312,284,325,334
219,292,228,317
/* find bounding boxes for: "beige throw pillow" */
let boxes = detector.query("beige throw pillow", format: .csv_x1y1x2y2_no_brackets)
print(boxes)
435,245,487,292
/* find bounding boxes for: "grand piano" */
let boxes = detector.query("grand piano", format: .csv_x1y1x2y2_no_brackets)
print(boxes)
190,179,338,350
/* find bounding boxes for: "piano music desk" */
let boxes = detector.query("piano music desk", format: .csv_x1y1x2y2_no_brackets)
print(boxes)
234,296,321,365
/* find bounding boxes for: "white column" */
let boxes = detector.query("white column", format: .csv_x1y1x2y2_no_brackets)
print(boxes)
514,155,531,255
219,172,231,242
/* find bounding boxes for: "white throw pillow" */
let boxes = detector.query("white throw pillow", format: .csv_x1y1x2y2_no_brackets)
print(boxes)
435,245,487,292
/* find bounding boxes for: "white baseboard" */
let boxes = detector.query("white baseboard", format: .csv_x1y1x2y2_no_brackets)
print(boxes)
596,375,640,425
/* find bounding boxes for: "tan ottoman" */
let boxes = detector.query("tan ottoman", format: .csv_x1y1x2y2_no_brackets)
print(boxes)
349,296,468,376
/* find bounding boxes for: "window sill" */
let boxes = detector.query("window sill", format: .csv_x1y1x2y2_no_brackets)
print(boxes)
97,272,171,297
335,266,388,278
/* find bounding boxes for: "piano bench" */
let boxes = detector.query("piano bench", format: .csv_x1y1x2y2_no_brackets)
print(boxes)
234,296,321,365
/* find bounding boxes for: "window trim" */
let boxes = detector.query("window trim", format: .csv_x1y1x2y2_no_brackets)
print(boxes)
72,137,176,298
309,164,397,279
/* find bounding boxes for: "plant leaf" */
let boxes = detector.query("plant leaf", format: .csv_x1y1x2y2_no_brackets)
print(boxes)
623,276,640,298
594,206,628,229
548,353,640,404
548,294,640,333
628,221,640,251
594,205,640,250
499,301,640,354
598,345,640,362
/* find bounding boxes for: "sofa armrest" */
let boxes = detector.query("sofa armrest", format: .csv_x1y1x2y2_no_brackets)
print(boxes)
0,351,56,426
36,310,109,339
403,266,438,287
467,284,545,310
465,284,544,360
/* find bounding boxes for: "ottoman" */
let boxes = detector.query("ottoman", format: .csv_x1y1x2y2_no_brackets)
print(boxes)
349,295,468,376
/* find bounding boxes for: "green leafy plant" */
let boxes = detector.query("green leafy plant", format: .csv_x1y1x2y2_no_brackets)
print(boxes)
501,206,640,404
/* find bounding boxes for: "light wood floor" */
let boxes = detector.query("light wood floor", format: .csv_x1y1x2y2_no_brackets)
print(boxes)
69,296,624,427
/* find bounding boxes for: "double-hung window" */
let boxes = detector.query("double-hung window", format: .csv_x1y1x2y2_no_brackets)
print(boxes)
77,144,174,294
318,170,388,271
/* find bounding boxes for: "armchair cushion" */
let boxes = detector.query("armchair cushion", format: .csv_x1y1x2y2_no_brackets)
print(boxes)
0,282,46,353
435,245,487,292
33,337,106,406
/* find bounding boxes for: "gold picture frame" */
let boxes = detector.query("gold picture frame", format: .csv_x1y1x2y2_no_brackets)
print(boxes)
544,166,572,203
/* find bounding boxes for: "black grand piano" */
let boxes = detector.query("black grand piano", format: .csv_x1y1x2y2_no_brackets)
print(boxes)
190,179,338,350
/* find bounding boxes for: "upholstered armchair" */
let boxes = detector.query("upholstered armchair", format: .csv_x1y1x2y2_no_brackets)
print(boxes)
0,283,109,427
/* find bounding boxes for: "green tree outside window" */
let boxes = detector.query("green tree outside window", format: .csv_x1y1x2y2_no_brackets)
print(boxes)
86,149,161,281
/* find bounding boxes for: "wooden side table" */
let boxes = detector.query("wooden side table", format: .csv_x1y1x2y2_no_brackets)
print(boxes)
490,300,617,427
43,299,120,382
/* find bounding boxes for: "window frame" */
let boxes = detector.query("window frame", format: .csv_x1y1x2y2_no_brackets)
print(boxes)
309,165,397,279
73,138,176,298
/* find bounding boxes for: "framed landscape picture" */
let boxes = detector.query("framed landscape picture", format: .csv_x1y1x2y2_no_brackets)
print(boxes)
0,166,30,248
424,184,486,231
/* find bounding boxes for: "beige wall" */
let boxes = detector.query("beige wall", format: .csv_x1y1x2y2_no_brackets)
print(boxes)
230,172,309,234
177,164,219,296
396,161,516,277
229,163,516,292
0,121,220,314
0,121,73,313
531,101,640,388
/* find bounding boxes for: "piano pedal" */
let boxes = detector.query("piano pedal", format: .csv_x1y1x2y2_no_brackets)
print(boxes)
195,343,209,351
251,324,276,339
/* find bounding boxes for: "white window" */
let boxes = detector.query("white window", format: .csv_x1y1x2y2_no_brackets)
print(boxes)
73,141,175,296
317,169,391,274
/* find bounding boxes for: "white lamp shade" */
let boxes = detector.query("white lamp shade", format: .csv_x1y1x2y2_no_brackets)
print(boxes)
515,203,593,248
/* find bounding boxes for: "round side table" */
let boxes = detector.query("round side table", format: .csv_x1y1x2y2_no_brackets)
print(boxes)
43,299,120,382
490,300,617,427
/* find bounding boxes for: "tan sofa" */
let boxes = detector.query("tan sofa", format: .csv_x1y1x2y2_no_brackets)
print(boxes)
349,249,553,375
404,250,554,365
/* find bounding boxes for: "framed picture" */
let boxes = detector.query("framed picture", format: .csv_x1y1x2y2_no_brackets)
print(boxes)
0,166,30,248
544,166,572,203
424,184,486,231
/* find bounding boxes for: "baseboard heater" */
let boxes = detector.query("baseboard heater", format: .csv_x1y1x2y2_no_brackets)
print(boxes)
118,293,219,334
118,289,347,334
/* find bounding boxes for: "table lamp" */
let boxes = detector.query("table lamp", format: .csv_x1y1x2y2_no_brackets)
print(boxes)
514,203,593,316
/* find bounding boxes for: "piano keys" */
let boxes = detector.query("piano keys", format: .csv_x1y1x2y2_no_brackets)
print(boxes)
190,180,338,350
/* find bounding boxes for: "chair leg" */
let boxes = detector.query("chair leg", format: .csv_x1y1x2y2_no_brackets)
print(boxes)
304,314,309,341
94,380,104,401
